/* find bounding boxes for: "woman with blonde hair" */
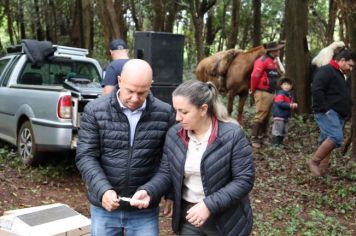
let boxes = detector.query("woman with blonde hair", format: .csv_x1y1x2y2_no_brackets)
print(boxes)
130,80,255,236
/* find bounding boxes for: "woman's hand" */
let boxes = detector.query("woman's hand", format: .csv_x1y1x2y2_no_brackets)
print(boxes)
130,190,150,209
186,201,211,227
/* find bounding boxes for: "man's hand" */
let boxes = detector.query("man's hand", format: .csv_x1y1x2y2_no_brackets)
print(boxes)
102,190,120,211
130,190,150,209
186,201,211,228
163,199,173,217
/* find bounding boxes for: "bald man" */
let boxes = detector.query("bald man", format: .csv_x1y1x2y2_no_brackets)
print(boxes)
76,59,175,236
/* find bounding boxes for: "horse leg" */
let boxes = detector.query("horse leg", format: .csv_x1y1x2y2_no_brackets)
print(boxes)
227,90,235,115
237,93,248,125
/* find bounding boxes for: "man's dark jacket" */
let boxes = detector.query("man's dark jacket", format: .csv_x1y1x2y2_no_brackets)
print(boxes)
139,120,255,236
76,88,175,209
312,63,352,118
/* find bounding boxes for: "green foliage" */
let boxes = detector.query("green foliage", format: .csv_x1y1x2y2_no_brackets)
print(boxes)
0,141,78,183
251,116,354,235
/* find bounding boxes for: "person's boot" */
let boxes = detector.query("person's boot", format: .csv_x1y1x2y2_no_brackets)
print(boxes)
272,135,279,146
319,153,331,176
278,136,284,146
258,120,270,146
272,136,284,147
251,122,261,148
308,138,336,176
259,120,269,139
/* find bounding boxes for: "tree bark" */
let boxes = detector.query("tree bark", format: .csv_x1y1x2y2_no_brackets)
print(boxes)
227,0,240,49
81,0,93,51
285,0,311,114
252,0,261,47
70,0,82,47
342,0,356,162
4,0,15,44
18,0,26,40
96,0,123,56
152,0,165,31
325,0,338,44
129,0,141,31
114,0,128,41
188,0,216,62
164,1,180,32
33,0,44,40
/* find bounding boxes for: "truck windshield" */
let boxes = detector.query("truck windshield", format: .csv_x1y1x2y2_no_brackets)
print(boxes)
18,59,101,86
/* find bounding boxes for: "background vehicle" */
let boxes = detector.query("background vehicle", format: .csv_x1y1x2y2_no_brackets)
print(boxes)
0,40,103,165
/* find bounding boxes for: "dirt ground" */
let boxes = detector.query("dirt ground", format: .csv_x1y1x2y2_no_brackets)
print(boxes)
0,116,355,235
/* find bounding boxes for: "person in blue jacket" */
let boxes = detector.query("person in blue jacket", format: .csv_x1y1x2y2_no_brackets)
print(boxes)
271,77,298,146
102,38,130,95
130,80,255,236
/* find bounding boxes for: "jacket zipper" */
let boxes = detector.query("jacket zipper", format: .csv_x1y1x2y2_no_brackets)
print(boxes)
122,110,146,196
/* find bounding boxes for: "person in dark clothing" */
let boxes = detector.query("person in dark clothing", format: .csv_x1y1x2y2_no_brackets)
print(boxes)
250,41,285,148
271,77,298,146
130,80,255,236
76,59,175,236
308,48,355,177
102,38,130,95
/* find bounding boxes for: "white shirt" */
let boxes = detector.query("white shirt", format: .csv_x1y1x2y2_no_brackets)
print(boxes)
117,90,146,146
182,124,212,203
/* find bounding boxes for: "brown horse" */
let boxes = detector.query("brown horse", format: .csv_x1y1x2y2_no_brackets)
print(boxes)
226,45,266,124
196,49,240,92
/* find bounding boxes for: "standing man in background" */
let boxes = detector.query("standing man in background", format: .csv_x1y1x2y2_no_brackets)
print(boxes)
250,41,285,148
102,38,130,95
309,48,354,177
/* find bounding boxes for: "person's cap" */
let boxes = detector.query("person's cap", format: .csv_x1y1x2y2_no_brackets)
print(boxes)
278,77,293,86
110,38,128,50
265,41,285,51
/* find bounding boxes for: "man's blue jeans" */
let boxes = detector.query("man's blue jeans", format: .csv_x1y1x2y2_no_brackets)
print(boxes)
90,204,159,236
315,109,344,147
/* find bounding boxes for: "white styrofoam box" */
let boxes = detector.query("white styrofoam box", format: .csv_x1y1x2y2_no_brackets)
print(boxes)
0,203,90,236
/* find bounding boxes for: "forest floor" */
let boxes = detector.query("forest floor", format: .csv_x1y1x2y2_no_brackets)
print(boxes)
0,113,355,235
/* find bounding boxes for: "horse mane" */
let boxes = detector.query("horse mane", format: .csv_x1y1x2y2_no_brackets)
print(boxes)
243,45,265,54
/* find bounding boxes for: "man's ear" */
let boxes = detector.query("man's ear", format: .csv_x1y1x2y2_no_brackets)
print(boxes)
118,76,122,85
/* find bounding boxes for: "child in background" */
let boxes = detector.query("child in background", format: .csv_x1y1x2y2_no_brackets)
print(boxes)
271,77,298,146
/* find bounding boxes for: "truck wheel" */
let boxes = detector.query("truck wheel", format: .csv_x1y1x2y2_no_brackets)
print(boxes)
17,121,41,166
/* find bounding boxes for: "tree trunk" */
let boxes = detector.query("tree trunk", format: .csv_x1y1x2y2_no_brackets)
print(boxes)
114,0,128,41
227,0,240,49
18,0,26,40
81,0,93,51
343,0,356,162
70,0,82,47
96,0,122,56
164,1,180,32
152,0,165,31
284,0,311,113
129,0,141,31
33,0,44,40
96,0,110,50
205,9,219,56
4,0,15,44
188,0,216,62
252,0,261,47
104,0,121,39
325,0,338,44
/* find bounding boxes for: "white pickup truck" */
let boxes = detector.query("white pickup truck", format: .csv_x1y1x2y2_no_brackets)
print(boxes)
0,40,103,165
